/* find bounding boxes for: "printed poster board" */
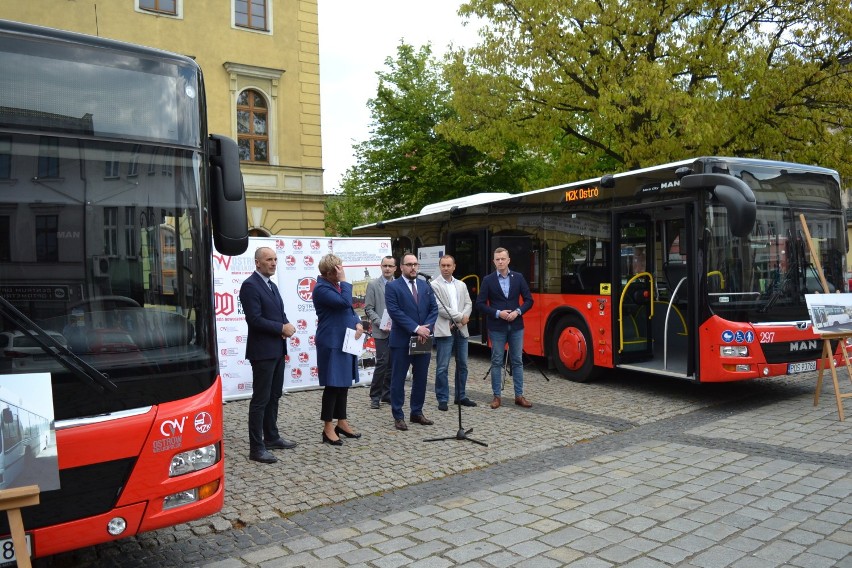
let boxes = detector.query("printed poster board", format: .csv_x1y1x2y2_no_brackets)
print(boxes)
805,293,852,334
213,236,391,401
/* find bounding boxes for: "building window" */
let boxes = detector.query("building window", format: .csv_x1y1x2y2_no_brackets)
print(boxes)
237,89,268,162
128,144,141,178
35,215,58,262
104,207,118,256
148,148,158,176
139,0,177,15
0,216,9,261
0,136,10,180
105,151,120,179
235,0,267,31
125,207,137,257
37,137,60,179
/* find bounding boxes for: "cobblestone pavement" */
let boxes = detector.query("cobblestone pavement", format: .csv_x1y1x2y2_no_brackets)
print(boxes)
39,347,851,567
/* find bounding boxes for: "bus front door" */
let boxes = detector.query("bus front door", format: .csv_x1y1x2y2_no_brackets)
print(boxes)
616,210,694,378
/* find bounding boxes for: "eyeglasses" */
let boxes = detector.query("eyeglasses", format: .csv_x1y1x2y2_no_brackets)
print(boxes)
402,263,420,267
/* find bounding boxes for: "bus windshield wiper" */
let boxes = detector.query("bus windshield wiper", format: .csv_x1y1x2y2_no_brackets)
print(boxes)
0,296,117,393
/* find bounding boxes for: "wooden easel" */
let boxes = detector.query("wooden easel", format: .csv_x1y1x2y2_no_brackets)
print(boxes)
800,214,852,421
0,485,39,568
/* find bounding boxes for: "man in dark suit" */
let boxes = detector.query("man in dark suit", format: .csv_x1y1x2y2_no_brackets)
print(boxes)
239,246,298,464
476,247,535,409
385,253,438,431
364,255,396,409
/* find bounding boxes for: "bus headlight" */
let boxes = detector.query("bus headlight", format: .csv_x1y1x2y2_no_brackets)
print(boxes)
720,346,749,357
163,480,220,510
169,443,218,477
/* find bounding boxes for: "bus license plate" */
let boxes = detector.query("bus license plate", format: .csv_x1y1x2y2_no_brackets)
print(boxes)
0,534,31,567
787,361,816,374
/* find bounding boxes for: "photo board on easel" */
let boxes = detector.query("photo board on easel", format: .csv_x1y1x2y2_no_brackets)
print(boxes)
805,294,852,335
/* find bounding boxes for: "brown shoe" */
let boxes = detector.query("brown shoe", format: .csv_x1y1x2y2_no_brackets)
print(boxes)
394,419,408,431
514,396,532,408
489,396,501,409
410,414,434,426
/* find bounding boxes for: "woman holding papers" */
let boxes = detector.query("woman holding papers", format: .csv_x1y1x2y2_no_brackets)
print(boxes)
313,254,365,446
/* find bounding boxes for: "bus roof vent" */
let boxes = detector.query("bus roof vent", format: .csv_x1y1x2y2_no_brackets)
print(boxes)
419,193,512,215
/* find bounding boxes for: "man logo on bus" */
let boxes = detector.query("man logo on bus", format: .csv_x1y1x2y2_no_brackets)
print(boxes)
304,255,315,267
291,367,302,379
296,319,308,330
299,351,310,363
285,255,296,267
310,239,321,250
292,239,303,251
297,277,316,301
215,292,234,316
194,411,213,434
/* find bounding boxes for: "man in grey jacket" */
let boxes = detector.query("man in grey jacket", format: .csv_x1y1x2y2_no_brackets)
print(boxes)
364,256,396,409
430,254,476,410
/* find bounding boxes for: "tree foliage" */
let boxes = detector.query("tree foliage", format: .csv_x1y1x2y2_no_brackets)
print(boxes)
325,42,541,236
443,0,852,181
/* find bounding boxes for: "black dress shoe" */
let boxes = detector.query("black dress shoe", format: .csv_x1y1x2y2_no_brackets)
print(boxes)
380,397,391,404
394,419,408,431
457,398,477,407
410,414,434,425
438,402,448,411
370,399,380,409
322,431,343,446
265,438,298,450
335,425,362,439
249,449,277,464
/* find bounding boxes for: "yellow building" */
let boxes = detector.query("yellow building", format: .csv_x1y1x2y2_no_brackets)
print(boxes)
1,0,325,236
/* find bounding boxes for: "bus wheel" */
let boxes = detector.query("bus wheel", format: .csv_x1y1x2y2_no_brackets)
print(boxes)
552,316,596,382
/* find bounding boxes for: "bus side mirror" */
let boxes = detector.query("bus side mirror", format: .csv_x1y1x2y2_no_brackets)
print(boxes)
680,173,756,239
208,134,249,256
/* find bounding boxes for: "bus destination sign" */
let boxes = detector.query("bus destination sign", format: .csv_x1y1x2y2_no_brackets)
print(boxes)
563,186,599,203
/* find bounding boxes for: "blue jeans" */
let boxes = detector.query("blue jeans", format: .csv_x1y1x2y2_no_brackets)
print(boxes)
434,334,469,403
488,326,524,398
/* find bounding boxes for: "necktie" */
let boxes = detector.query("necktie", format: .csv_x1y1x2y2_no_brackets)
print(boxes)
410,279,418,304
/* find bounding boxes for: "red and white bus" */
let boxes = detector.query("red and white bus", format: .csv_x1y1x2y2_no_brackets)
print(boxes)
354,157,846,383
0,20,248,560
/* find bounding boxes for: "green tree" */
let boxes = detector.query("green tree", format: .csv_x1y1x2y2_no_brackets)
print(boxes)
326,41,540,235
444,0,852,181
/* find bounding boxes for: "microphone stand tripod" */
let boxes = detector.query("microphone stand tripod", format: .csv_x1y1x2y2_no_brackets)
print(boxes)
423,275,488,447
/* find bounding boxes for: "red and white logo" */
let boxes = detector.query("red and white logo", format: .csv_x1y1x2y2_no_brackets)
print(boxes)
298,351,310,363
215,293,235,316
310,239,321,250
285,255,296,267
296,319,308,331
310,366,319,378
291,367,302,379
289,336,301,349
275,239,287,250
292,239,303,251
309,335,316,347
194,411,213,434
297,277,316,302
304,256,314,267
285,354,290,364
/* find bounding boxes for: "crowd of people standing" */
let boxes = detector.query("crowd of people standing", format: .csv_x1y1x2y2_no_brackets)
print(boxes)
239,246,534,462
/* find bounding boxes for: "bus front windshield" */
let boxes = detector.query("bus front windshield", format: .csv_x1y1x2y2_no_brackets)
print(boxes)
705,165,845,324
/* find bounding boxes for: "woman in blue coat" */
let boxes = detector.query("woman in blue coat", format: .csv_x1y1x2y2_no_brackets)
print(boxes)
313,253,365,445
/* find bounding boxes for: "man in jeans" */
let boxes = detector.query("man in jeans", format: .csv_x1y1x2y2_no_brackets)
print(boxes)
475,247,534,409
364,255,396,409
430,254,476,411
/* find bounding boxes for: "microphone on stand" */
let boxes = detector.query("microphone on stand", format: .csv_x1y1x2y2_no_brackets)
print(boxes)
418,272,432,281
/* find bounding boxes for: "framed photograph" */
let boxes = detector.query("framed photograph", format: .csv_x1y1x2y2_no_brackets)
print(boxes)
805,293,852,334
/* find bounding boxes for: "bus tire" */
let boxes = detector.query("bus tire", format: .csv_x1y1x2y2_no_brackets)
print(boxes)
551,316,597,382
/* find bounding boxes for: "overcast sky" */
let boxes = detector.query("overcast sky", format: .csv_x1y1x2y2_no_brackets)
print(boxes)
317,1,482,194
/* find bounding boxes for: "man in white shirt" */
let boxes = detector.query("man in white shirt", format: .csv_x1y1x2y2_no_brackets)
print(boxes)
430,254,476,410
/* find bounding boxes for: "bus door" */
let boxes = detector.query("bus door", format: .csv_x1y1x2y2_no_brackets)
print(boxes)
615,207,694,378
447,230,487,339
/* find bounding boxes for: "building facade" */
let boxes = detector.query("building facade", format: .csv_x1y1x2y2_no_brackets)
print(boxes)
1,0,325,236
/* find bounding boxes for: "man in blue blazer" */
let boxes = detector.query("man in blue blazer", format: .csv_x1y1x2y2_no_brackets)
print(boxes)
239,246,298,464
475,247,535,409
385,253,438,430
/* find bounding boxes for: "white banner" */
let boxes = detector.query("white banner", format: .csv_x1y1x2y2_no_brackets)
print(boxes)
213,236,391,401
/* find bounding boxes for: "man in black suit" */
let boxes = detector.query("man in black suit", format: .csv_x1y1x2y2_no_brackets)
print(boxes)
476,247,535,409
385,253,438,431
239,246,298,464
